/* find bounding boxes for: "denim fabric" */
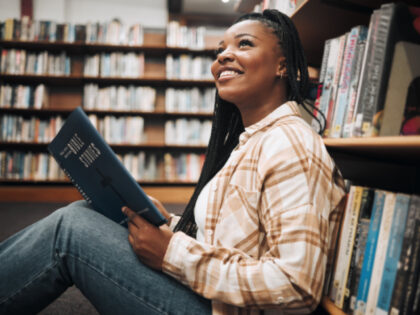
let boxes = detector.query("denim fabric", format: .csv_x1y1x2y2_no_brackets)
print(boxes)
0,200,211,315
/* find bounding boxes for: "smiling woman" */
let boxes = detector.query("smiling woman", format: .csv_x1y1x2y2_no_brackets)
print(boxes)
0,9,346,315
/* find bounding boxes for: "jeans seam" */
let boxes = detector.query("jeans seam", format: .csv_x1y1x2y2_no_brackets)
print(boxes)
61,251,169,315
0,261,59,305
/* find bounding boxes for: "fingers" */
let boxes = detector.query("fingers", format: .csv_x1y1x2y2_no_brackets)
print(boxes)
122,206,147,228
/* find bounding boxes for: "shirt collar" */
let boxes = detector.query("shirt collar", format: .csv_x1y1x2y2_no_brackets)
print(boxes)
239,101,301,145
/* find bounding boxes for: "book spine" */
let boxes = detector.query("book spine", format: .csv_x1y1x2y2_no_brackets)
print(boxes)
400,206,420,315
376,193,411,314
364,191,397,315
330,26,360,138
332,186,363,308
351,10,380,137
389,195,420,314
360,4,395,137
343,187,374,312
324,33,347,137
355,190,386,315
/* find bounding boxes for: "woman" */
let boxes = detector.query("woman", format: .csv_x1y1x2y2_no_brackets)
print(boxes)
0,9,346,315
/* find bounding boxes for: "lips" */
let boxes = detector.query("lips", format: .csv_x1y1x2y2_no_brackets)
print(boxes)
217,67,243,79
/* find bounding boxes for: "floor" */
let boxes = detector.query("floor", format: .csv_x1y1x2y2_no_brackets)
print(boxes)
0,201,185,314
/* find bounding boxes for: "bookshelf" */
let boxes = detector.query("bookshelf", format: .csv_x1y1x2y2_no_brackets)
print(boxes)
236,0,420,314
0,27,217,204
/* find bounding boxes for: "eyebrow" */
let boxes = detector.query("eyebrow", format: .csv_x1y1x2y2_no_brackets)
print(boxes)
218,33,259,46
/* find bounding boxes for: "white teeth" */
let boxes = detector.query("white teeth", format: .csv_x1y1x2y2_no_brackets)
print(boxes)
219,70,239,78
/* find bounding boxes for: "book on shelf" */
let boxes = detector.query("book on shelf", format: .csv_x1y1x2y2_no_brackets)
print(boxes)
389,195,420,314
343,187,374,313
47,107,167,227
364,191,397,315
354,190,386,315
376,193,411,315
330,185,363,307
330,25,368,139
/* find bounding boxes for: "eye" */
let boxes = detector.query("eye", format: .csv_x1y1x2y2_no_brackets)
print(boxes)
238,39,254,48
214,47,225,57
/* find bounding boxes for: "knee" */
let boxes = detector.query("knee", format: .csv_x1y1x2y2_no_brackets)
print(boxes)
48,200,95,232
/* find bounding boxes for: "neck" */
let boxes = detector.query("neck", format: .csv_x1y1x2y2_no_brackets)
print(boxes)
237,82,288,127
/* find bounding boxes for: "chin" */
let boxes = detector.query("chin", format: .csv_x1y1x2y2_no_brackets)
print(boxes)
217,88,243,104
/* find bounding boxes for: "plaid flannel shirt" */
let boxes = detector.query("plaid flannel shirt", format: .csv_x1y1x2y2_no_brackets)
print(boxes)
163,101,346,315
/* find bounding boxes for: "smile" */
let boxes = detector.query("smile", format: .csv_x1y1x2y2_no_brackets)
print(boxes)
217,69,243,80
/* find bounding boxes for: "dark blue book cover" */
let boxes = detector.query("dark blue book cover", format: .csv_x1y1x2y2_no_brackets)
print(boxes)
48,107,167,227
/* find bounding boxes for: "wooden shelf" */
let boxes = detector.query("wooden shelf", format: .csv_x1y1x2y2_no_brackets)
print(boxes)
324,135,420,163
0,141,208,151
0,40,217,55
321,297,347,315
0,74,215,87
0,107,213,118
0,185,195,204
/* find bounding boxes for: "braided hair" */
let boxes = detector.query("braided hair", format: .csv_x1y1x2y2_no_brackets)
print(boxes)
174,9,325,236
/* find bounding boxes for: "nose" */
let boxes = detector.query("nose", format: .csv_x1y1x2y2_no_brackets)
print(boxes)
217,49,234,64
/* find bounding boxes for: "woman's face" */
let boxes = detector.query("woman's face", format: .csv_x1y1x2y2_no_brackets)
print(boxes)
211,20,285,106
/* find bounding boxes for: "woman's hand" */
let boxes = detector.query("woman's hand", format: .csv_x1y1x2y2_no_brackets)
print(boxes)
148,195,172,225
122,206,173,270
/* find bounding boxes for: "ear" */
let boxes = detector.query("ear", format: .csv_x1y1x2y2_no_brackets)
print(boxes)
276,56,287,77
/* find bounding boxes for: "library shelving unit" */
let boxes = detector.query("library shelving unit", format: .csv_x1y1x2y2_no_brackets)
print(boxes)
0,30,216,204
236,0,420,314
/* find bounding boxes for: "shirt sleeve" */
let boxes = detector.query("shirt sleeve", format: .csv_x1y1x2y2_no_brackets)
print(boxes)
162,122,345,312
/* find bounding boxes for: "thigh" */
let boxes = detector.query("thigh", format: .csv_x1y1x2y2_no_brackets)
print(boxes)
55,201,211,315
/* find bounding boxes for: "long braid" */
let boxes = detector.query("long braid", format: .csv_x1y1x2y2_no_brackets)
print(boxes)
175,9,325,236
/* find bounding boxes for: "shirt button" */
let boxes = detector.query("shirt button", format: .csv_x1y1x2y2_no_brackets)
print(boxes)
207,230,213,236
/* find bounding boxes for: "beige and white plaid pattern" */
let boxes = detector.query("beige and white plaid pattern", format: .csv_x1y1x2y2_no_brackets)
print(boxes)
162,101,346,315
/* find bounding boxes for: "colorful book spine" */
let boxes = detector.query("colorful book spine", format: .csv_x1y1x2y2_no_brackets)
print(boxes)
389,195,420,314
330,26,367,138
376,193,411,314
331,186,363,307
324,33,347,137
354,190,386,315
364,191,397,315
351,10,380,137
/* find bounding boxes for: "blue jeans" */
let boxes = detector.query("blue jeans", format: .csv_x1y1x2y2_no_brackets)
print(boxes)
0,201,212,314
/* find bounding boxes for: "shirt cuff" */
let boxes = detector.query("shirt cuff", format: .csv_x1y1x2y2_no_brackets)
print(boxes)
162,231,193,284
168,214,180,231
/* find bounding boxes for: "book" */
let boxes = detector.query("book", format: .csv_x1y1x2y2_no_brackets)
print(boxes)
343,187,374,312
376,193,411,315
330,26,368,138
323,33,347,137
365,191,397,315
399,203,420,315
48,107,167,227
351,10,380,137
355,3,420,137
330,185,363,307
379,41,420,136
354,190,386,315
389,195,420,314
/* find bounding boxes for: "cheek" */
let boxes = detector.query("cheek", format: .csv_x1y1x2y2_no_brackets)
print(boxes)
210,60,219,80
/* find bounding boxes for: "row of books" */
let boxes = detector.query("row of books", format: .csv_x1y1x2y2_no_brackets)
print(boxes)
0,113,145,145
1,114,64,143
327,185,420,315
312,3,420,138
165,118,212,146
0,49,71,75
83,53,145,78
0,84,47,109
0,150,204,182
166,54,213,80
83,84,156,112
87,115,144,144
0,17,145,45
165,87,215,113
166,21,206,49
